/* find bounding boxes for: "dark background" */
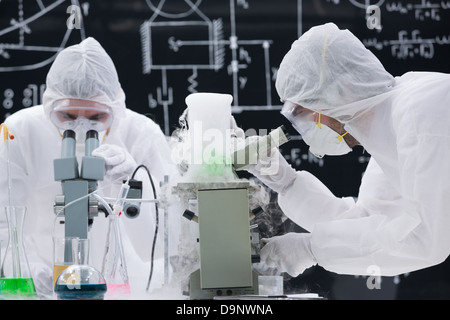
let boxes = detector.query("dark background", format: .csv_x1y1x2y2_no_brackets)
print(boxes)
1,0,450,299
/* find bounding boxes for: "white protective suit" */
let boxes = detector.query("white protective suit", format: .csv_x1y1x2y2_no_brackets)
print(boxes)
273,23,450,276
0,38,178,298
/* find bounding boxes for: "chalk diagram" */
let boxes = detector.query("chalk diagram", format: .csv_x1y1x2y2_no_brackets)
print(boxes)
140,0,287,136
364,0,450,59
326,0,385,8
0,0,85,72
327,0,450,60
328,0,450,21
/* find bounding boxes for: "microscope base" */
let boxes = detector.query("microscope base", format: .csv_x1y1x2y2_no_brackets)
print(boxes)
189,269,259,300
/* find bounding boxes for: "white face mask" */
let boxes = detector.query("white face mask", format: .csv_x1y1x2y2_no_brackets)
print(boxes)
280,102,352,158
301,123,352,158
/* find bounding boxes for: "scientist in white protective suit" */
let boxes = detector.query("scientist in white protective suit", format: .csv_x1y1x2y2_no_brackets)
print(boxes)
0,37,178,298
247,22,450,278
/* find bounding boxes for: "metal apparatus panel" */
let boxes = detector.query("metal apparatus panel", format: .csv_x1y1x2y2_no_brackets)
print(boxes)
197,188,252,289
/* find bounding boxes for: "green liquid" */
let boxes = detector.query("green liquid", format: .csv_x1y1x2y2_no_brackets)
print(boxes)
0,278,37,297
204,154,233,175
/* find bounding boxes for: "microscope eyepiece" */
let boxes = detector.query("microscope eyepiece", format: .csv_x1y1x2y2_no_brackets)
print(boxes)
63,130,76,139
85,130,99,140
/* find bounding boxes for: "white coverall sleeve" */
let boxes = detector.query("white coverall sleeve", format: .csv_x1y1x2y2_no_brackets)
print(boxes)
278,170,356,232
280,139,450,276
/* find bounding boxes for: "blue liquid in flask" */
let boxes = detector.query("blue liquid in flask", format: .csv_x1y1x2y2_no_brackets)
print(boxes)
54,283,107,300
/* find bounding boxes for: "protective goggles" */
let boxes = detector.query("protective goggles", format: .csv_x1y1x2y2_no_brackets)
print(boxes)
280,101,319,136
50,99,114,132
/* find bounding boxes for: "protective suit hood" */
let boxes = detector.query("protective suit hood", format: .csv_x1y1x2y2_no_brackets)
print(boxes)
42,37,126,124
275,23,395,123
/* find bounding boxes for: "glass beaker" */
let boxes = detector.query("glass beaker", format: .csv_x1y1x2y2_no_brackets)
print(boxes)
0,206,37,298
101,213,130,299
258,275,283,296
53,237,89,287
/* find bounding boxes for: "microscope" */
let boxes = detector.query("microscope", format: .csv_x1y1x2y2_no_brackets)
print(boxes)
53,129,105,261
172,93,290,299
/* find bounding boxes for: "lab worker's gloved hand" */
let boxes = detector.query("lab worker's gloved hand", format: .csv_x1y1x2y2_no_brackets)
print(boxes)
244,136,297,194
260,232,317,277
92,144,137,181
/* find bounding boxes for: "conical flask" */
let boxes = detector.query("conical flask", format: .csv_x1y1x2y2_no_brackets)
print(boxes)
101,211,130,299
0,206,37,298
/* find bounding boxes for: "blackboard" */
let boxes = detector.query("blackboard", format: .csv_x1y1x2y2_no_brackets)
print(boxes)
1,0,450,300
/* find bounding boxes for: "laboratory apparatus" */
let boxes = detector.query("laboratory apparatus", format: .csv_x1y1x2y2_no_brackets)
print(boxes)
52,129,105,284
101,182,131,299
0,124,37,298
258,275,283,296
54,264,107,300
52,127,141,298
53,237,89,287
53,129,105,240
122,179,143,218
172,92,259,299
232,125,291,170
0,206,37,298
